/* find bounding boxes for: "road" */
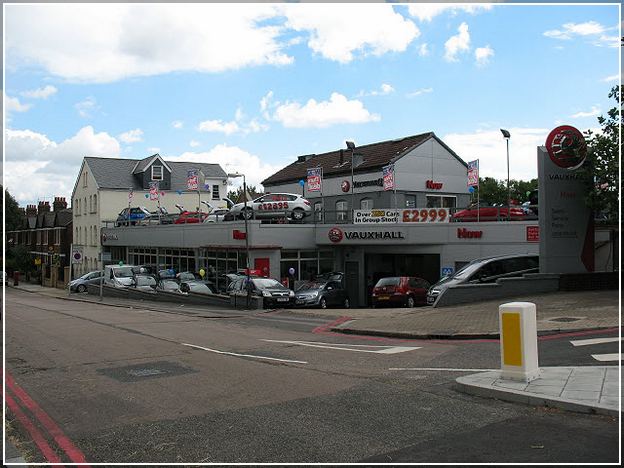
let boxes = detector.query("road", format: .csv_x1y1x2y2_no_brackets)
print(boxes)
4,288,620,463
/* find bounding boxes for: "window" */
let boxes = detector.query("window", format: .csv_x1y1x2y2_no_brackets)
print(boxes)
83,171,88,187
54,229,61,245
89,195,92,212
360,198,373,210
336,200,348,222
212,184,220,200
83,198,87,215
426,195,456,208
152,165,163,180
314,202,323,222
93,194,97,213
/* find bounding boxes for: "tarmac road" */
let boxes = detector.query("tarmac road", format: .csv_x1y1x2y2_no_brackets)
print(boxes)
4,288,620,463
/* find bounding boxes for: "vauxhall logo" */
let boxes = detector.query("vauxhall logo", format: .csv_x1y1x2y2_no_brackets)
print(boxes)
328,227,405,243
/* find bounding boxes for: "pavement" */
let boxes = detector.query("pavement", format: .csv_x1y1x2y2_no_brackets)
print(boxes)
4,283,621,431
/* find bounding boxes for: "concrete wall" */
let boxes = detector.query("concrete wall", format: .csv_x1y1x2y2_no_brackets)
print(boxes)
85,283,230,307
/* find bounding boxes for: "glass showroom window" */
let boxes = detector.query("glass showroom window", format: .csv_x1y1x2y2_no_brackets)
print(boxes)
336,200,348,222
426,195,456,209
314,202,323,222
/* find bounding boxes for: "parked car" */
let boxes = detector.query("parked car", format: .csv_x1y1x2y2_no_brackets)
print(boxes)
228,277,294,308
371,276,430,308
132,274,157,293
203,208,232,223
176,271,197,282
426,254,539,305
104,265,136,288
229,193,312,221
180,280,216,295
139,207,176,225
451,203,527,222
174,211,209,224
116,207,151,226
156,278,186,294
69,270,104,292
295,280,350,309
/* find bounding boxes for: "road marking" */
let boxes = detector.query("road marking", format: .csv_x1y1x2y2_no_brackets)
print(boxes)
570,337,622,347
389,367,498,372
591,353,621,362
262,339,421,354
181,343,308,364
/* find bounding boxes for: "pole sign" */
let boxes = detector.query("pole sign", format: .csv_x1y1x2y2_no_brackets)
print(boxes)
306,167,322,192
71,246,83,264
128,188,134,201
467,160,479,187
149,181,159,201
382,164,395,191
187,170,199,190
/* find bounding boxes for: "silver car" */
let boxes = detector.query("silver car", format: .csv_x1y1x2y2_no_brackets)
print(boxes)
229,193,312,221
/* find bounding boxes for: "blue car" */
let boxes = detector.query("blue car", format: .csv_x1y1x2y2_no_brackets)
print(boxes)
115,207,151,226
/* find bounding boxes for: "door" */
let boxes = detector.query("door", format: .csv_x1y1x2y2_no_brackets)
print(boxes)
345,261,360,307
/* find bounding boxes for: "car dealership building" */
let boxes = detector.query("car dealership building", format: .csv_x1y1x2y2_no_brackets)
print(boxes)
100,132,542,306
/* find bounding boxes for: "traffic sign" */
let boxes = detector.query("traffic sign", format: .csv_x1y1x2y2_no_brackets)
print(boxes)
71,246,83,264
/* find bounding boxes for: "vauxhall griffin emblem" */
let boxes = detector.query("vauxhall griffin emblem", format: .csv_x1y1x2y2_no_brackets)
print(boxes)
545,125,587,170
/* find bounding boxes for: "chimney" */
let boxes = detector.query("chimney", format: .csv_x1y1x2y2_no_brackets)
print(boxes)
339,149,344,165
38,201,51,214
26,204,37,217
53,197,68,211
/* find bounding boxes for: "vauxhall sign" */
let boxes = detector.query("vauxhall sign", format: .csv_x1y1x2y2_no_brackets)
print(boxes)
327,227,405,244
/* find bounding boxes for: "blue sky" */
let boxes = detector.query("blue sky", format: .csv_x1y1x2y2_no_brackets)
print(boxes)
3,2,620,206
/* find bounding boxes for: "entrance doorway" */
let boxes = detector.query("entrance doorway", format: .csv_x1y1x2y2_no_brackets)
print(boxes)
365,253,440,287
345,261,360,307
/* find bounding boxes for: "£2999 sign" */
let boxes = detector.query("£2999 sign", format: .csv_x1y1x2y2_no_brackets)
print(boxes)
354,208,449,224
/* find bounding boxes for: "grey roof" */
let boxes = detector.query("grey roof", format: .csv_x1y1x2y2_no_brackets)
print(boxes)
55,209,73,227
84,156,227,190
43,211,56,228
132,155,155,174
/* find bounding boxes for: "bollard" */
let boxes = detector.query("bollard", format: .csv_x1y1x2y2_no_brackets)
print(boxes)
499,302,540,382
13,271,20,287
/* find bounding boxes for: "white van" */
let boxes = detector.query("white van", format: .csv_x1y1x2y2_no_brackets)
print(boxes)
104,265,136,288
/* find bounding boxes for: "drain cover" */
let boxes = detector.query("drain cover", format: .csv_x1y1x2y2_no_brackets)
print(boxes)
548,317,583,323
97,361,197,382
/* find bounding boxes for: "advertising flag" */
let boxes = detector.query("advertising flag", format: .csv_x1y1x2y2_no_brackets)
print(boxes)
149,181,159,201
187,169,199,190
467,160,479,187
382,164,395,191
307,167,322,192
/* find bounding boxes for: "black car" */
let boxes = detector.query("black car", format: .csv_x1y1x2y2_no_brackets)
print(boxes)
229,277,294,308
295,280,350,309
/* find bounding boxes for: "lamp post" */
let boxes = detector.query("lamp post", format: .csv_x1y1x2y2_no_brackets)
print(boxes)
346,141,356,222
500,129,511,220
227,172,251,308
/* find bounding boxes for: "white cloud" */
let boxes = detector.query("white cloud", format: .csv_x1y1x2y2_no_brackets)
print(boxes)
4,94,31,113
5,4,292,83
358,83,395,97
418,43,429,56
571,106,600,119
21,85,58,99
164,144,284,190
282,4,420,63
272,92,380,128
75,96,97,118
544,21,618,47
601,74,620,82
198,119,241,135
443,128,549,182
118,128,144,143
4,126,120,204
475,45,494,66
407,4,493,22
189,140,200,148
172,120,184,129
147,147,160,154
444,22,470,62
406,87,433,98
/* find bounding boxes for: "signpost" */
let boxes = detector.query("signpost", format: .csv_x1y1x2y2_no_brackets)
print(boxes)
467,159,479,222
69,245,83,296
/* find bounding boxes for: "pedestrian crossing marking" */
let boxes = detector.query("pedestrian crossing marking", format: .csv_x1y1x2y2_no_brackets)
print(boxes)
591,353,621,362
570,337,621,347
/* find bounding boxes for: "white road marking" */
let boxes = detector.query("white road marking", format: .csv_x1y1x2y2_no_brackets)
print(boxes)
181,343,308,364
262,339,420,354
591,353,621,362
389,367,498,372
570,337,622,347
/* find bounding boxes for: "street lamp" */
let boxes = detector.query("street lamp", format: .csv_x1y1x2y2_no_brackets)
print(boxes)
227,172,251,308
500,129,511,220
346,141,356,222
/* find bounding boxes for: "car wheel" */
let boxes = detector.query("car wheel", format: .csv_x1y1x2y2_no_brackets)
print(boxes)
291,209,305,221
77,284,86,293
319,297,327,309
407,296,415,308
343,298,350,308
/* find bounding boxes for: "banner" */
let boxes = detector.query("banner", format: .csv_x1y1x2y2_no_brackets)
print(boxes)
467,160,479,187
353,208,450,224
382,164,395,191
307,167,322,192
187,169,199,190
149,181,159,201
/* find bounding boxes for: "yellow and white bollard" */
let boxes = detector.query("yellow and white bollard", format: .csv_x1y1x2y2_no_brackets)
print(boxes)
499,302,540,382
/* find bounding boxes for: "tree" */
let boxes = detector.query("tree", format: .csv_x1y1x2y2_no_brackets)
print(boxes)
227,184,263,204
582,85,620,223
1,185,25,231
472,177,538,206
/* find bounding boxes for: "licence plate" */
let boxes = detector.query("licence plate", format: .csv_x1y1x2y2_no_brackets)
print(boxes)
277,297,288,302
377,295,390,300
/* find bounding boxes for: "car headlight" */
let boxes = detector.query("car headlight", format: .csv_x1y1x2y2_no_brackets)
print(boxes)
289,290,295,297
262,290,272,297
429,288,441,295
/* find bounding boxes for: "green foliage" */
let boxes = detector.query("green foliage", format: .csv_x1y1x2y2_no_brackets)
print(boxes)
1,185,25,231
5,244,35,274
581,85,620,223
473,177,538,205
227,184,263,204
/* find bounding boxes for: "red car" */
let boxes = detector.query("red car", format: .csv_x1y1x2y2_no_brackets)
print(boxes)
371,276,430,308
452,204,527,222
174,211,209,224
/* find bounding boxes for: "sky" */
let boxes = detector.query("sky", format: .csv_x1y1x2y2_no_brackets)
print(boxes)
3,2,621,206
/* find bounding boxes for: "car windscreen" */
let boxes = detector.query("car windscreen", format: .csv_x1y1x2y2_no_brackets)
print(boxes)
135,276,156,286
252,278,285,290
114,267,135,278
375,277,400,287
178,272,195,280
449,262,483,280
296,281,324,291
160,280,178,290
189,282,210,292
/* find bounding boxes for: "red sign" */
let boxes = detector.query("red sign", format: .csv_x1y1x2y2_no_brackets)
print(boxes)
545,125,587,170
341,180,350,193
232,230,247,240
526,226,539,242
426,180,443,190
328,227,343,243
457,228,483,239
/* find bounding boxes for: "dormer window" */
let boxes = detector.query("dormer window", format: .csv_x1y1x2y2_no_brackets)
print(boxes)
152,165,163,180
